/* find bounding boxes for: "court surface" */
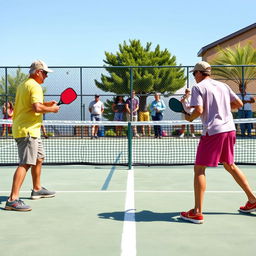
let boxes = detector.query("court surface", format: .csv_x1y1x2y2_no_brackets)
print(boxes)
0,165,255,256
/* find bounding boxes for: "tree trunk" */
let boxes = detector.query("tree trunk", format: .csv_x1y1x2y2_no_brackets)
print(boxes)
138,95,148,112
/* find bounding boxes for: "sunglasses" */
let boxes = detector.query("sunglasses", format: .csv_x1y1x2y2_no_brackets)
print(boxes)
40,70,48,76
192,71,197,77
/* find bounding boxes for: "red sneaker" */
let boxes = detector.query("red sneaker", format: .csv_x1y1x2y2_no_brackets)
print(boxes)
180,209,204,224
239,201,256,213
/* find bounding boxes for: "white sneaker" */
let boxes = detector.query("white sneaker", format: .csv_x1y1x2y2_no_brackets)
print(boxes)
191,133,196,138
179,133,184,138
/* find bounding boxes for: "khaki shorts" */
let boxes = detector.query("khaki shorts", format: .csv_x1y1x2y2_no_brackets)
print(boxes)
15,136,45,166
126,114,138,122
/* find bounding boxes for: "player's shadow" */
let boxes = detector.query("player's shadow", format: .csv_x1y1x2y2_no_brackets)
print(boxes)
98,210,182,223
0,196,8,210
204,211,256,217
98,210,256,222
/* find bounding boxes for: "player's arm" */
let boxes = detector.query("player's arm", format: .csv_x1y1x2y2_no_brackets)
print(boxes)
43,101,57,107
231,98,243,110
33,102,59,113
185,105,203,122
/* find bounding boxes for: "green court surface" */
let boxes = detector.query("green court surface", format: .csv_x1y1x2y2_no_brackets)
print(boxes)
0,165,255,256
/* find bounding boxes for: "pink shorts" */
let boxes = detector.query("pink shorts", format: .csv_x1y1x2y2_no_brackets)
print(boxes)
195,131,236,167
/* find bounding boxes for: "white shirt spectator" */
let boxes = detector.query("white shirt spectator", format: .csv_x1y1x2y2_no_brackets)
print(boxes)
89,100,104,115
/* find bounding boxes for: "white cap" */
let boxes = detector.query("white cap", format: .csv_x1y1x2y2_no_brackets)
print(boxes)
190,61,211,74
29,60,53,74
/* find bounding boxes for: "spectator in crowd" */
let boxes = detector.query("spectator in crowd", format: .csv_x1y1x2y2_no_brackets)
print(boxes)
180,89,195,138
150,92,166,139
112,95,126,136
89,94,104,139
1,101,14,136
238,86,255,137
138,95,151,136
41,125,49,139
125,90,139,137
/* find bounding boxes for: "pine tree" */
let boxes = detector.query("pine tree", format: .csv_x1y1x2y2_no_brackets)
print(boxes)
95,40,186,119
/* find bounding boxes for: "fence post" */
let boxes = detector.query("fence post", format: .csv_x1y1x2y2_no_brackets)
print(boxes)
128,67,133,169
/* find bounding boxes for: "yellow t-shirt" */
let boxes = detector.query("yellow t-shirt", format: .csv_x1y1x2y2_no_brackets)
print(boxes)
12,78,44,138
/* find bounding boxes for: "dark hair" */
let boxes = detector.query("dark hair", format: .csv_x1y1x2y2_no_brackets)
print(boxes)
4,101,14,110
114,96,125,104
199,71,211,76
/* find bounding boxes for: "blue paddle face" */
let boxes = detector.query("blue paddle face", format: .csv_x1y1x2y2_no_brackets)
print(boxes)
169,98,187,114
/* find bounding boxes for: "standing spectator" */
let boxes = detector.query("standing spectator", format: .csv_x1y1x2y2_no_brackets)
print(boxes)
112,96,126,136
179,89,195,138
1,101,14,136
5,60,60,211
238,87,255,137
180,61,256,224
89,94,104,139
125,90,139,137
41,125,49,139
139,96,151,136
150,92,166,139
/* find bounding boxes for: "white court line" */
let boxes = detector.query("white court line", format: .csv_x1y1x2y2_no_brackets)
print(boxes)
121,168,136,256
0,190,254,193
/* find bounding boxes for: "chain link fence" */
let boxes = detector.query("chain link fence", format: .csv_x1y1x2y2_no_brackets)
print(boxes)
1,65,256,122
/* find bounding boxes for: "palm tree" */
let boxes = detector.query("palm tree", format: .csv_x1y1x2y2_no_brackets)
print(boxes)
210,42,256,90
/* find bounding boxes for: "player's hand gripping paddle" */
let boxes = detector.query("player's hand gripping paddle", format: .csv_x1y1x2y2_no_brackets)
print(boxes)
169,98,190,115
57,88,77,106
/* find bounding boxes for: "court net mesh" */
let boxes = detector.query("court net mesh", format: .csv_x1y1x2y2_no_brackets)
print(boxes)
1,119,256,166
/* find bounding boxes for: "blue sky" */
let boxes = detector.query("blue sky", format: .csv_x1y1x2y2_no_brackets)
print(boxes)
1,0,256,67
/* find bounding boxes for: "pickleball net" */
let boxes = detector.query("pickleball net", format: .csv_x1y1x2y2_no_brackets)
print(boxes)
0,119,256,166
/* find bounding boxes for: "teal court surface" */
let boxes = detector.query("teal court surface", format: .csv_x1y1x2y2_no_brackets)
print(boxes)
0,165,255,256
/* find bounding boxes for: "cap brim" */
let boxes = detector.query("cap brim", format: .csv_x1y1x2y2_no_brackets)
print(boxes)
44,67,53,73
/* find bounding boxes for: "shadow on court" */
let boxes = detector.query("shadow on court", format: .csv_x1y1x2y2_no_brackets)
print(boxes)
204,211,256,217
98,210,181,222
98,210,204,223
98,210,256,223
0,196,8,204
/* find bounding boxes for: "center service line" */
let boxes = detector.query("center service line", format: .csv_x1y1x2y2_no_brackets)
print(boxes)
121,168,136,256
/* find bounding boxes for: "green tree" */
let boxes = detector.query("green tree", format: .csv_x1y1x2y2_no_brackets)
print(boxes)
0,68,28,106
102,97,115,121
95,40,186,119
210,42,256,90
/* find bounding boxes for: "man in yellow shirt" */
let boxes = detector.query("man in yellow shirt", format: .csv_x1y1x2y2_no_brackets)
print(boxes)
5,60,60,211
